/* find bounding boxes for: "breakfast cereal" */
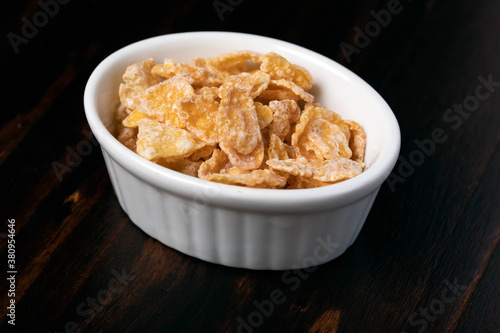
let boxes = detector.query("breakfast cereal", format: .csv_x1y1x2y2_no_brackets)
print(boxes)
116,51,366,188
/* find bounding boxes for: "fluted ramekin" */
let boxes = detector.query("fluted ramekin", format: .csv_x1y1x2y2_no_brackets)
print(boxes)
84,32,400,270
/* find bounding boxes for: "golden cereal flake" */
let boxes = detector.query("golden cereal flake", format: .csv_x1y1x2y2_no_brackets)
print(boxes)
269,99,301,141
255,89,299,104
116,126,138,152
219,140,264,171
159,158,202,177
268,79,314,103
122,109,149,128
206,50,262,76
198,148,229,178
268,133,290,161
195,86,220,100
190,145,216,162
136,75,195,127
205,169,287,188
135,118,202,162
115,104,131,123
119,59,160,110
261,52,314,91
189,68,226,87
286,175,331,189
221,71,270,99
266,157,362,183
292,103,349,158
217,86,262,155
344,119,366,167
303,119,352,160
151,58,198,79
176,95,219,145
254,102,274,129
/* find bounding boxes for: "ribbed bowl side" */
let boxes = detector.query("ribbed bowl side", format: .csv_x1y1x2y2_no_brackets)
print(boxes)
102,148,377,270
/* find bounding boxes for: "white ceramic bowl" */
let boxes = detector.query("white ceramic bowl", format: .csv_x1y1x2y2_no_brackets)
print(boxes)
84,31,400,270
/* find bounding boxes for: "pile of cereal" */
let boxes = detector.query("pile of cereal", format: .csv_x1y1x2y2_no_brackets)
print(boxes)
115,51,366,189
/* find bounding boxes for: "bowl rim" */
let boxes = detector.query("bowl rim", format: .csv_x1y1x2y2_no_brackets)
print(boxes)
83,31,400,213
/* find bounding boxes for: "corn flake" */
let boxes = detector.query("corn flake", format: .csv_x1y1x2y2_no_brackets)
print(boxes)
254,102,273,129
122,109,149,127
198,148,229,178
305,119,352,160
268,133,289,160
219,140,264,171
269,99,301,140
135,118,202,162
137,75,194,127
176,95,219,145
286,175,330,189
159,158,202,177
205,169,286,188
217,86,262,155
206,51,261,76
151,58,197,79
292,103,350,158
221,71,270,99
261,52,314,91
116,126,138,152
344,120,367,167
268,79,314,103
266,157,362,183
190,145,216,162
255,89,299,104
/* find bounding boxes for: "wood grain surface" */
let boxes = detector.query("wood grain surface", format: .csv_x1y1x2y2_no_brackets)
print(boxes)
1,0,499,332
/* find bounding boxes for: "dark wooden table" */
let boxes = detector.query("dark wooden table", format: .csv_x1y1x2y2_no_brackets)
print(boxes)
1,0,499,332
